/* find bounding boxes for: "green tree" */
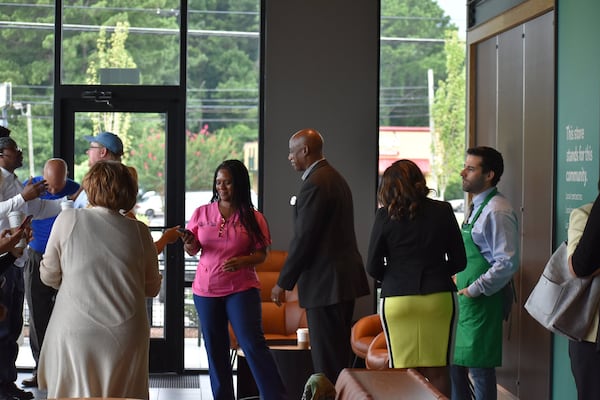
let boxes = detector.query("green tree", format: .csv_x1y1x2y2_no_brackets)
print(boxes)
431,30,466,200
123,123,241,194
0,2,55,175
85,21,135,156
380,0,455,127
187,0,260,132
184,125,242,190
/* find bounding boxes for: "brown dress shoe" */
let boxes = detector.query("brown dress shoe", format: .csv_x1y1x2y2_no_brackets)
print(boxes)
20,375,37,388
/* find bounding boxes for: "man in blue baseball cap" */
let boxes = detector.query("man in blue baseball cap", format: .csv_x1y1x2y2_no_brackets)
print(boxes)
73,132,124,208
83,131,124,165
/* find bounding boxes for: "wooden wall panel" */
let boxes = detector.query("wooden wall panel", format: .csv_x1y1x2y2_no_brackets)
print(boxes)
495,23,525,395
471,10,554,399
518,12,555,400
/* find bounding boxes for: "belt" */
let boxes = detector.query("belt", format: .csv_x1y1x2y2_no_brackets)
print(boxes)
27,247,43,256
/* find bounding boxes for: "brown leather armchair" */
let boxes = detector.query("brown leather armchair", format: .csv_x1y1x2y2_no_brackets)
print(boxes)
229,250,308,350
350,314,390,370
365,331,390,370
350,314,383,361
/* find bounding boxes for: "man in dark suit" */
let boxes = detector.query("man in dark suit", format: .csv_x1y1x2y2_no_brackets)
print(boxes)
271,128,370,383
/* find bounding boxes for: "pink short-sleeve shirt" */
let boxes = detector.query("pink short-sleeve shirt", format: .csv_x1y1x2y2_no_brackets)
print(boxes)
186,201,271,297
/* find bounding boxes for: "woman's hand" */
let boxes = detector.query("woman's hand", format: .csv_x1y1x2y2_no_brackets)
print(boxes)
154,226,184,254
221,249,267,273
162,226,183,244
221,257,244,272
181,229,201,255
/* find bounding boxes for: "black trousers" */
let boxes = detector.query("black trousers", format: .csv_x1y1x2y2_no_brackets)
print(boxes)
306,299,355,384
569,339,600,400
24,248,56,370
0,265,24,384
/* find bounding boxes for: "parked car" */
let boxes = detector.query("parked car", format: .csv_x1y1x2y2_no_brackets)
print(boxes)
135,191,164,218
448,198,465,213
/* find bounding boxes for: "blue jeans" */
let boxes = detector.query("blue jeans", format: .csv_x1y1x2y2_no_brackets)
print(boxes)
194,289,286,400
450,365,496,400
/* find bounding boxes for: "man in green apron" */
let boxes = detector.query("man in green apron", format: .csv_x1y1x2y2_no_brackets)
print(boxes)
450,146,519,400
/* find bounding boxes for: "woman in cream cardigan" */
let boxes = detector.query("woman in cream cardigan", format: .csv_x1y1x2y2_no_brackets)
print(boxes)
37,161,161,400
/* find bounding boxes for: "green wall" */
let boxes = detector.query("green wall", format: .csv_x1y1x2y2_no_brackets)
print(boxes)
555,0,600,398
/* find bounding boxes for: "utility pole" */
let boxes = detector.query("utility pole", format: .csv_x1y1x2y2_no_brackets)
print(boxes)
428,68,439,197
0,82,11,128
26,103,33,176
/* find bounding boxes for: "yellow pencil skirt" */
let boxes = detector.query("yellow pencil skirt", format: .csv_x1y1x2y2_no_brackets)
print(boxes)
380,291,457,368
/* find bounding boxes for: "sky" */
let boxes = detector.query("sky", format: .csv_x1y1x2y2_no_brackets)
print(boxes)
437,0,467,38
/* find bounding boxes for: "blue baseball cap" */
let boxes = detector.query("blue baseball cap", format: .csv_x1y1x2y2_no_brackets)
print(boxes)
84,132,124,156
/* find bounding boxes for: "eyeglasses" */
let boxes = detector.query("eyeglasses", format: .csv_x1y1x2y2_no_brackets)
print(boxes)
0,146,22,154
218,217,226,237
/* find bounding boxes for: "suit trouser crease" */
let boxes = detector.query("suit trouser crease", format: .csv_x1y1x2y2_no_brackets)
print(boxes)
306,299,355,383
24,248,56,369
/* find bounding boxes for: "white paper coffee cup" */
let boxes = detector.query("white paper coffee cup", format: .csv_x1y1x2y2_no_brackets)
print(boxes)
61,200,74,210
7,211,27,248
297,328,310,348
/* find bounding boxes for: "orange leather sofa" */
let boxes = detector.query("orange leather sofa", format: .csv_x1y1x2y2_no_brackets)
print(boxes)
229,250,308,350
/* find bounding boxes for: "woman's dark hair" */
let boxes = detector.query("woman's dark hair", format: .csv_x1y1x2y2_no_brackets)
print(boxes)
378,159,430,220
211,159,267,247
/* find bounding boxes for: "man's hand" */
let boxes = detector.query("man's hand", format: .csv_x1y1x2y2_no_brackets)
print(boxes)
271,284,284,307
21,178,47,201
0,228,25,255
458,287,473,297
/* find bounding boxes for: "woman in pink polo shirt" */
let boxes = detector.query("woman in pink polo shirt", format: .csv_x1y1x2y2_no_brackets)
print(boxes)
182,159,285,400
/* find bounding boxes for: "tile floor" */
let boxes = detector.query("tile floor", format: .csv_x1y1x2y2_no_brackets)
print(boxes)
16,335,217,400
16,372,213,400
15,336,519,400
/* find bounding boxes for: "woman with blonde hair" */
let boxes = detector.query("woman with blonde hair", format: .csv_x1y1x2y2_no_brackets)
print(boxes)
38,160,161,400
366,159,466,397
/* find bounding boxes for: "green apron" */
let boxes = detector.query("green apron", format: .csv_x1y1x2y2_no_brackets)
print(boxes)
453,188,504,368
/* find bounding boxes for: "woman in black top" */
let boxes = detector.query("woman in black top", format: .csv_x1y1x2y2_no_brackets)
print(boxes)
366,159,466,397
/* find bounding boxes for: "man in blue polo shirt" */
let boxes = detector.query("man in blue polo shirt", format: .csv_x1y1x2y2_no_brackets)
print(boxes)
21,158,79,388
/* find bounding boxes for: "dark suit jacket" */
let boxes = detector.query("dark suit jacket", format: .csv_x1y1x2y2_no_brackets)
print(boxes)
366,199,466,297
277,160,370,308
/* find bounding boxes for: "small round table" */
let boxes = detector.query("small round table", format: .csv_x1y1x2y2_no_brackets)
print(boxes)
236,344,314,400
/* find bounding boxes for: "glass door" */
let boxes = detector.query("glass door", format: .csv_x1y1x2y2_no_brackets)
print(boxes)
58,94,187,372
